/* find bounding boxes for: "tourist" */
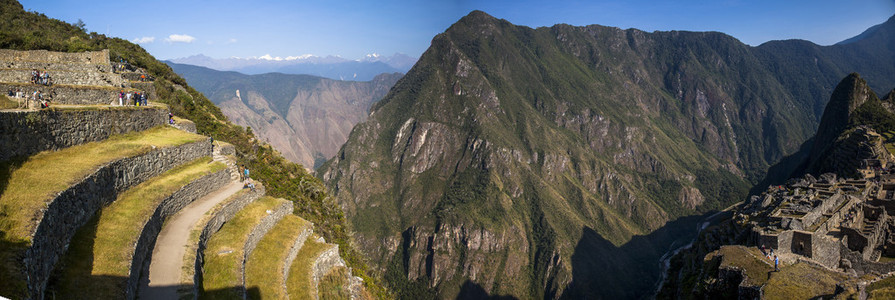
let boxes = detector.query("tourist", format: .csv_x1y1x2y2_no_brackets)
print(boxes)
126,92,132,106
244,167,250,182
210,136,214,153
119,91,124,106
774,255,779,271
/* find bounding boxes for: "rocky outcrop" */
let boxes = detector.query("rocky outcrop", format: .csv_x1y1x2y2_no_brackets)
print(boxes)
25,139,210,299
0,107,168,161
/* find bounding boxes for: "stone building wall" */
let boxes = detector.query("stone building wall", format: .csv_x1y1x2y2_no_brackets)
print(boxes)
811,235,841,268
25,140,211,299
790,231,813,256
126,168,230,299
0,107,167,161
0,82,119,105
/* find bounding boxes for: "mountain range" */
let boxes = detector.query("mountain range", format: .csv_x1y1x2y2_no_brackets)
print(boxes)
168,53,416,81
167,62,402,168
319,11,895,299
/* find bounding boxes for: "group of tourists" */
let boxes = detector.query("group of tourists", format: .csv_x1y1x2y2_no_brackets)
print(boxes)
6,88,50,109
31,69,51,86
118,90,148,106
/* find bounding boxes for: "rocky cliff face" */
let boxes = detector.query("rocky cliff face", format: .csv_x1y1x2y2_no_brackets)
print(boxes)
321,11,895,299
168,62,401,168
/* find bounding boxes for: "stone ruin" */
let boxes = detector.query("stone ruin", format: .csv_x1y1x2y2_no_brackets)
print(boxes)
743,152,895,276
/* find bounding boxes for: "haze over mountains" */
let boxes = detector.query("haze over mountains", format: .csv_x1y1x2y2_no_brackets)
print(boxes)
319,11,895,299
167,62,402,168
169,53,416,81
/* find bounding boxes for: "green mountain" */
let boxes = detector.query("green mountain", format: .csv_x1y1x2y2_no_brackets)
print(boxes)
320,11,895,298
167,62,401,168
0,0,388,297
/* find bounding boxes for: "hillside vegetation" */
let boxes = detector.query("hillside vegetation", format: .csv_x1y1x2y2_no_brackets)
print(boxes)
0,0,387,296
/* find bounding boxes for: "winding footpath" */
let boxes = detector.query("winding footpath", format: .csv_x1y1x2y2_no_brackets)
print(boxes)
139,152,243,300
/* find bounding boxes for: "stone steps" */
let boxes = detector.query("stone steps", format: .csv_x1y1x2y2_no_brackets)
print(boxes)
48,157,229,299
199,196,293,299
0,126,210,299
245,215,313,299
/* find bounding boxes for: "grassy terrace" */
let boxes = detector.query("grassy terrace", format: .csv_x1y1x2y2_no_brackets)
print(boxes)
868,275,895,299
286,235,331,299
0,126,202,297
245,215,311,299
49,157,225,298
201,196,287,299
0,125,202,241
318,266,352,300
715,246,774,287
763,262,847,300
179,188,251,298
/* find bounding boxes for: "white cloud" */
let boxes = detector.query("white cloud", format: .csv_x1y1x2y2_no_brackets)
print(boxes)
132,36,155,44
227,38,238,44
165,34,196,43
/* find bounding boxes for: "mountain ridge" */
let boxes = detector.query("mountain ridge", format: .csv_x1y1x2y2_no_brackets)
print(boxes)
169,53,416,81
321,10,895,299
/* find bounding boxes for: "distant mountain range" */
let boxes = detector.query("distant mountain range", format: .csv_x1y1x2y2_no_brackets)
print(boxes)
168,53,416,81
166,62,402,168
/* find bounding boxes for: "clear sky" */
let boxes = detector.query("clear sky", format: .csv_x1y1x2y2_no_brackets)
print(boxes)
21,0,895,61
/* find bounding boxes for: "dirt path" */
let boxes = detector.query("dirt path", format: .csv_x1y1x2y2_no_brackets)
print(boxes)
139,179,244,300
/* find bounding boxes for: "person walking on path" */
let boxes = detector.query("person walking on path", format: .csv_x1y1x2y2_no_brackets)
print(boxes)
243,167,250,182
774,255,779,272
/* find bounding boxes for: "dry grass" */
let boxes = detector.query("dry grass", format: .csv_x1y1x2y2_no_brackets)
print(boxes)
763,261,847,300
286,236,331,299
200,196,286,299
245,215,311,299
716,246,775,286
319,266,351,300
50,157,225,298
868,275,895,299
0,125,204,241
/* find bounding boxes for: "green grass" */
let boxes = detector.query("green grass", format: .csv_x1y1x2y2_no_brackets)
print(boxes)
763,261,847,300
319,266,352,300
286,236,331,300
201,196,287,299
49,157,225,298
245,215,311,299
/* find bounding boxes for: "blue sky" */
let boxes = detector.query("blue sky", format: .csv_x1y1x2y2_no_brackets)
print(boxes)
21,0,895,60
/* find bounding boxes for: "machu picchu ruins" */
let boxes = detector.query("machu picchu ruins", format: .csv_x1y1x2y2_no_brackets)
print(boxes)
0,47,365,299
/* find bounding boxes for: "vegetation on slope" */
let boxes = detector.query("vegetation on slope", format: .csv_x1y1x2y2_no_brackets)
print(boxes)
0,0,386,297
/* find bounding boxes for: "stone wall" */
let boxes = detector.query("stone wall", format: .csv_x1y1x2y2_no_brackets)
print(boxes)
0,49,110,65
811,235,841,268
840,246,895,276
126,168,230,299
0,83,118,105
0,69,125,87
0,107,167,161
193,185,265,294
791,231,813,256
311,242,347,297
280,223,314,294
24,140,211,299
238,200,293,297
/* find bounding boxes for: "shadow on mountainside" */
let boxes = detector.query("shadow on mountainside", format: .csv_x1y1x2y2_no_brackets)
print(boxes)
561,211,724,299
456,280,519,300
750,136,815,196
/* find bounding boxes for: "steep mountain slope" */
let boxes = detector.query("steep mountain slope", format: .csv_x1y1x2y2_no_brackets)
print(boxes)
320,11,895,299
168,62,401,168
